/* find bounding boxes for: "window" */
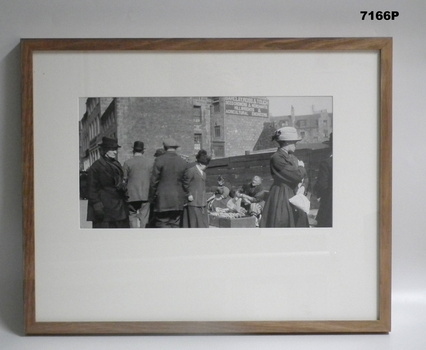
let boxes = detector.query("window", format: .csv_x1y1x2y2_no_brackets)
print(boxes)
215,125,221,138
194,133,202,150
213,144,225,158
96,116,100,135
213,102,220,113
193,106,202,123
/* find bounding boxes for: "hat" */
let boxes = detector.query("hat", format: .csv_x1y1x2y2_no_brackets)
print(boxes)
163,137,179,148
272,127,302,142
251,176,262,186
132,141,144,152
99,136,120,149
196,149,211,165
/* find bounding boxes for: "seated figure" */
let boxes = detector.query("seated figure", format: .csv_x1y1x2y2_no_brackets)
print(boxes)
240,176,267,217
226,188,247,216
211,175,230,199
207,188,229,212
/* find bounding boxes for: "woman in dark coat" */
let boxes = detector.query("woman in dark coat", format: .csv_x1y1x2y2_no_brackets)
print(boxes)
182,150,211,228
259,127,309,228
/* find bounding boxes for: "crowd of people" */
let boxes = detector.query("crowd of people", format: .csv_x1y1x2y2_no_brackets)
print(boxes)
83,126,332,229
84,136,212,229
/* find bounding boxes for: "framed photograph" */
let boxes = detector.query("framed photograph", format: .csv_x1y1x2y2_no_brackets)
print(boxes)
22,38,392,335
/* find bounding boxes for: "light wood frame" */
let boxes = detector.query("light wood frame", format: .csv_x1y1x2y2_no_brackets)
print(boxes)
22,38,392,335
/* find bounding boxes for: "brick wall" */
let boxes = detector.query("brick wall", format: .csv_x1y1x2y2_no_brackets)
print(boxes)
193,98,212,157
205,147,331,209
115,97,195,163
224,114,268,156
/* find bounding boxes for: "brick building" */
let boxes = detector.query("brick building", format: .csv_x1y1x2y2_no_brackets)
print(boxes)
253,107,333,151
79,97,332,210
210,97,269,158
79,96,270,169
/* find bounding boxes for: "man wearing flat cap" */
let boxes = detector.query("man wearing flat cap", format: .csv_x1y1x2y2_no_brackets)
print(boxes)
149,137,188,228
86,137,130,228
123,141,154,228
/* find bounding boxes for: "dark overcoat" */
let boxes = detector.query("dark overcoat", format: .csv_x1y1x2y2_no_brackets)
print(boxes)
314,155,333,227
242,183,267,202
123,155,153,202
260,148,309,228
149,151,188,212
86,156,129,222
183,165,208,207
182,164,209,228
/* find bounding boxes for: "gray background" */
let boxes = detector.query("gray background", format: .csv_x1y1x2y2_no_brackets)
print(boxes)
0,1,425,349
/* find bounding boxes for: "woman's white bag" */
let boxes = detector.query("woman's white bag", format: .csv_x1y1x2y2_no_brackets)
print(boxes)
289,193,310,214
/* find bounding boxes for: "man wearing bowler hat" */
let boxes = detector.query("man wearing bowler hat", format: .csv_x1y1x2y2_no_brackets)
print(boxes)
86,137,130,228
149,137,188,228
123,141,154,228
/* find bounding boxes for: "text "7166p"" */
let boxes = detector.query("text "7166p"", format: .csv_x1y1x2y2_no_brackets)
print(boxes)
360,11,399,20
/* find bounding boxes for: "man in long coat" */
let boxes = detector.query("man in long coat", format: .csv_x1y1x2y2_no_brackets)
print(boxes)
123,141,154,228
149,138,188,228
314,133,333,227
86,137,130,228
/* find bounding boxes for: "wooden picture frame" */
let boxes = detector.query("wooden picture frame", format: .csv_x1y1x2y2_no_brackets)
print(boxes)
22,38,392,335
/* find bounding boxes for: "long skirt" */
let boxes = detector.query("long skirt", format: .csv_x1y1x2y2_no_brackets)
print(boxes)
260,182,308,228
182,206,209,228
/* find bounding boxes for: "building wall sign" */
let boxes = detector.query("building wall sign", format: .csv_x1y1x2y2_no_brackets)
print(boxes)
224,97,269,118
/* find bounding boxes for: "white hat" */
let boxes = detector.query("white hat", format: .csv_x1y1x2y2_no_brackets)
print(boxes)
272,127,302,142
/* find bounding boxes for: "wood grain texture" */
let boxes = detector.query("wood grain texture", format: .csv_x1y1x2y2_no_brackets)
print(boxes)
378,38,392,332
20,37,391,51
25,320,390,336
21,39,36,335
21,37,392,335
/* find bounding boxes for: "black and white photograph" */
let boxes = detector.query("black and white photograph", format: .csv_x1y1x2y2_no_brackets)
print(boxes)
8,0,425,343
22,37,391,336
79,96,333,229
